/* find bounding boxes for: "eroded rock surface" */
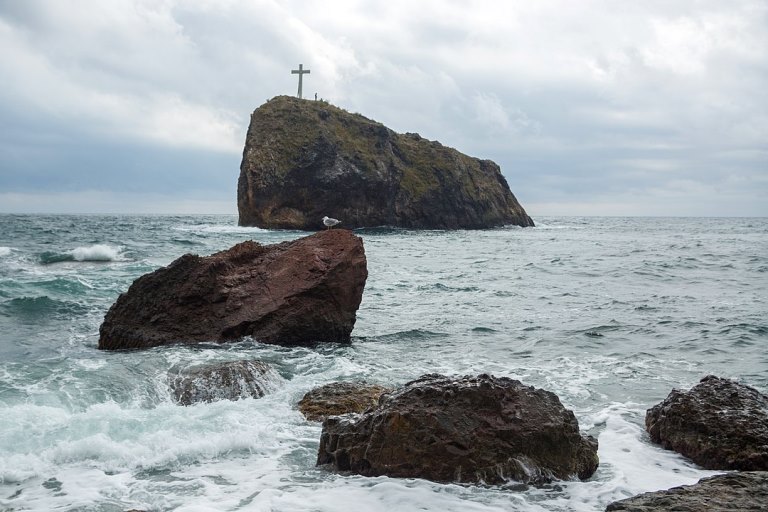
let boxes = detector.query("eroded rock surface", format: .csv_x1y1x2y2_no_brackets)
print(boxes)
170,360,280,406
298,381,391,421
99,230,367,350
238,96,534,229
646,375,768,470
317,373,598,484
606,471,768,511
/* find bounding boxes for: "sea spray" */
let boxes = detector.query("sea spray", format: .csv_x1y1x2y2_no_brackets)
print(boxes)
38,244,125,264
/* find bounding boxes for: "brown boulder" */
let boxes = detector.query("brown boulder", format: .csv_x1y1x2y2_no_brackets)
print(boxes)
645,375,768,470
169,360,281,406
298,382,392,421
606,471,768,511
317,373,599,485
98,230,367,350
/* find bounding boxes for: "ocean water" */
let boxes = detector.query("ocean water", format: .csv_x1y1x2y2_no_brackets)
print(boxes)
0,214,766,512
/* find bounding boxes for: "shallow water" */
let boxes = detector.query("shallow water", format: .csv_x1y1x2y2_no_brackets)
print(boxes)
0,215,766,511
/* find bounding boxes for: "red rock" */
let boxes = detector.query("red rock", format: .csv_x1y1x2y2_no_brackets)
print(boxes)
98,230,367,350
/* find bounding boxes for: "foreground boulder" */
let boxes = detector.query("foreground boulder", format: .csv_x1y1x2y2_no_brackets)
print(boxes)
170,360,280,405
317,373,598,484
606,471,768,511
298,382,392,421
646,375,768,470
238,96,534,230
98,230,367,350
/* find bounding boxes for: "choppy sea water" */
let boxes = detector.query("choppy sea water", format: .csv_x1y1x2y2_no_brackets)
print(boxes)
0,214,766,512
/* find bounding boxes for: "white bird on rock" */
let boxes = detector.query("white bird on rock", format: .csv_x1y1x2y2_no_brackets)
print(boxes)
322,216,341,230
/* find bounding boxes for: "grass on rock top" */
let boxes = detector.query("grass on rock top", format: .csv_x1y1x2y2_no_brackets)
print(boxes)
247,96,490,201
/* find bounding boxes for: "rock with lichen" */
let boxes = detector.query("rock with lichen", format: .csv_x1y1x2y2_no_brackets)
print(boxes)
298,381,391,421
238,96,534,230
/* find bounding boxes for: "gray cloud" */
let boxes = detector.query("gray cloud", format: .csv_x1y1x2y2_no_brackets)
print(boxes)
0,0,766,216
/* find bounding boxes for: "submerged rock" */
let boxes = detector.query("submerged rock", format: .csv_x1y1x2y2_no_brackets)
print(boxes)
298,382,392,421
605,471,768,511
98,230,367,350
646,375,768,470
169,360,280,405
317,373,598,485
238,96,534,230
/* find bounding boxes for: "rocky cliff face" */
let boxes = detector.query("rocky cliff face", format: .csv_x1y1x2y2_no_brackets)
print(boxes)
238,96,534,229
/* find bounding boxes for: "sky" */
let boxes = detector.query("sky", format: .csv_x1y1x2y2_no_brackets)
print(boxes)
0,0,766,217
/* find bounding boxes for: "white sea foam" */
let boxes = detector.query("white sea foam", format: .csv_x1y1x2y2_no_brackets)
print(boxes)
70,244,124,262
1,215,765,512
0,246,12,257
574,403,720,507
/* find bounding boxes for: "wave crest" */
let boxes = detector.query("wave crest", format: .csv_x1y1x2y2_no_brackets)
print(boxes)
39,244,124,264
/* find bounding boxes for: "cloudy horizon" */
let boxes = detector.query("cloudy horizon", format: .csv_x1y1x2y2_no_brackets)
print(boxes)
1,0,766,217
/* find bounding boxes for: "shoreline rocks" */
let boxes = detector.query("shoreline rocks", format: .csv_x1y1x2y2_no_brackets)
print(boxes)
606,471,768,511
317,373,598,485
645,375,768,470
170,360,280,406
298,382,392,421
238,96,534,230
98,230,367,350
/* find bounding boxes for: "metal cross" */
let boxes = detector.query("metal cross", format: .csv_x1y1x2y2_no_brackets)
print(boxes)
291,64,310,99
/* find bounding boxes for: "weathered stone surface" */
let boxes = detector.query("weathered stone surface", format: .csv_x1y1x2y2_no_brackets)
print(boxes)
298,382,392,421
606,471,768,511
646,375,768,470
238,96,534,230
170,360,280,405
98,230,367,350
317,373,598,485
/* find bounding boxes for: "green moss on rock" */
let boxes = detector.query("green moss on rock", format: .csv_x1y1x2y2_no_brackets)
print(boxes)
238,96,534,229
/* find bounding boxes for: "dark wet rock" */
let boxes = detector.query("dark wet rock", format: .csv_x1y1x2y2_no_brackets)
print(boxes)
606,471,768,511
98,230,367,350
238,96,534,230
169,360,280,406
317,373,598,484
645,375,768,470
298,382,392,421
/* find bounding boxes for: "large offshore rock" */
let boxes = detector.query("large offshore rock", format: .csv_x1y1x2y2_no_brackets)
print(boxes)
98,230,367,350
317,373,598,485
298,381,392,422
606,471,768,511
646,375,768,470
170,360,281,406
238,96,534,229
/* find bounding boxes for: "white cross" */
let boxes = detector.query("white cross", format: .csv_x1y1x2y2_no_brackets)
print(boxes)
291,64,310,99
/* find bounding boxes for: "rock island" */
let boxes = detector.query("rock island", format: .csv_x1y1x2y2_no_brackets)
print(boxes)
238,96,534,229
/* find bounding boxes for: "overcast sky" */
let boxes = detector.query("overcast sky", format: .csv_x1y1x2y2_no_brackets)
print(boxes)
1,0,766,217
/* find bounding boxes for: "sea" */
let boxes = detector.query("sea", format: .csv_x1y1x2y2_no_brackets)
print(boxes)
0,214,766,512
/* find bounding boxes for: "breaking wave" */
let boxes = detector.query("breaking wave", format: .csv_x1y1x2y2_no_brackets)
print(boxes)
39,244,125,264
